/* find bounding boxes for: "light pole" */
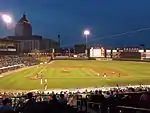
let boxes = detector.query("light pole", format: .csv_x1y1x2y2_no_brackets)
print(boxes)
84,29,90,57
1,14,13,35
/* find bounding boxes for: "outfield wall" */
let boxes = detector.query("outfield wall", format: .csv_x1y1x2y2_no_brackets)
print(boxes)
113,58,150,62
54,56,89,60
54,56,150,62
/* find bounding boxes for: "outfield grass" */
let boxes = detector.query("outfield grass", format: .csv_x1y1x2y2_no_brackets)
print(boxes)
0,60,150,90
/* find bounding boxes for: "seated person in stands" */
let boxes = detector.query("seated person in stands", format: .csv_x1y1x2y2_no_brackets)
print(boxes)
58,94,67,105
67,95,77,108
0,98,13,113
23,92,36,113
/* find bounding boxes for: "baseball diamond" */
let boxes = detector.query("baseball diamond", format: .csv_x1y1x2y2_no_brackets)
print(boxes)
0,60,150,90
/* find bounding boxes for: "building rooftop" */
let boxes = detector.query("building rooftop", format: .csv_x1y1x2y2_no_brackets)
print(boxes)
15,13,32,37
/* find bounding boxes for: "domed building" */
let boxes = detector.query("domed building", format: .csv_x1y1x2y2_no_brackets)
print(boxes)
15,14,32,37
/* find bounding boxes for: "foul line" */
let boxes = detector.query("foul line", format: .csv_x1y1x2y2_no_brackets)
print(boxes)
25,61,54,77
89,69,98,75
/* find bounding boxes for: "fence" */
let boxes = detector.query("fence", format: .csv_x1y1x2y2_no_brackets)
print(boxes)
116,106,150,113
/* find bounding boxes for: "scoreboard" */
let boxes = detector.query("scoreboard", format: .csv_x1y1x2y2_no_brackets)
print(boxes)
90,47,105,58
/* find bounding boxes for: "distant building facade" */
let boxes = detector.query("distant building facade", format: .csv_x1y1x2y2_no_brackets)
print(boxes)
74,44,86,54
5,14,59,53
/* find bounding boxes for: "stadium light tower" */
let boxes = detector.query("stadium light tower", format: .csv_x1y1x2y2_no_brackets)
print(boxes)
1,14,12,28
84,29,90,57
0,14,13,35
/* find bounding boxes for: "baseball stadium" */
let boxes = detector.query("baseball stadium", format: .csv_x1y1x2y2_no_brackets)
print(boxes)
1,40,150,113
0,40,150,91
1,13,150,113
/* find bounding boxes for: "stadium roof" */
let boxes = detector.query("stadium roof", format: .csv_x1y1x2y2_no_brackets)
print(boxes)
0,38,18,43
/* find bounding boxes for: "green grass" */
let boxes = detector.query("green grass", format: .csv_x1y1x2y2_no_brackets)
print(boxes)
0,60,150,90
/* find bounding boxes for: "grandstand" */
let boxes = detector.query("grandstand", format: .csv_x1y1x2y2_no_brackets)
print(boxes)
0,39,17,55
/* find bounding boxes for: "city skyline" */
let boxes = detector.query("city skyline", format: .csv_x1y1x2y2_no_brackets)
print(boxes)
0,0,150,48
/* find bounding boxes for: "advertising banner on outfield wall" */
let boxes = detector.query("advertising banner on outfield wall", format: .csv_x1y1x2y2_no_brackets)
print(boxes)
106,50,111,58
112,50,117,58
146,50,150,58
138,50,144,53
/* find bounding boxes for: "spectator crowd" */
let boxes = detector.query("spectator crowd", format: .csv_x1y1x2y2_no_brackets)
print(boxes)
0,56,23,68
0,86,150,113
0,55,42,74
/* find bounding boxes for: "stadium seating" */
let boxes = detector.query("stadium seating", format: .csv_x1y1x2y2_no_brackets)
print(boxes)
0,55,41,74
0,86,150,113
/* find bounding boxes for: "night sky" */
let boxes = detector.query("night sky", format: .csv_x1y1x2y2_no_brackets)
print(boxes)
0,0,150,48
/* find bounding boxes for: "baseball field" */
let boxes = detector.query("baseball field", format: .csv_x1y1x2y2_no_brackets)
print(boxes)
0,60,150,90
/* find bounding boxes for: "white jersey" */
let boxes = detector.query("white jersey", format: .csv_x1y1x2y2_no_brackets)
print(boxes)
41,79,43,84
44,79,47,90
45,79,47,83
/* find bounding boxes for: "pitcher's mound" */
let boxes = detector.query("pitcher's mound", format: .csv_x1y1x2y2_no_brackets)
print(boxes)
62,68,70,73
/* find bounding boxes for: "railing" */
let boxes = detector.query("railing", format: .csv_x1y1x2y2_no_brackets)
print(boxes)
116,106,150,113
77,100,150,113
87,101,102,113
0,64,24,70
